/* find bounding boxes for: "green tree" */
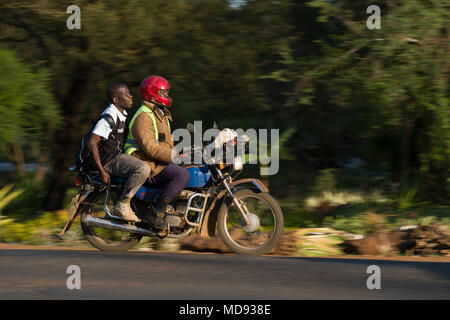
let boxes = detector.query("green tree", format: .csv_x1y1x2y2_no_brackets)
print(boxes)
0,0,277,209
290,0,449,201
0,48,61,180
1,0,447,211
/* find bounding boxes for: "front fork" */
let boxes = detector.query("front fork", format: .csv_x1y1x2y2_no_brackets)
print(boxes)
218,171,251,225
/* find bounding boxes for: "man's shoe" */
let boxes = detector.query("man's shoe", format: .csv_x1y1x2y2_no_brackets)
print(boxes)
153,200,168,230
112,200,141,222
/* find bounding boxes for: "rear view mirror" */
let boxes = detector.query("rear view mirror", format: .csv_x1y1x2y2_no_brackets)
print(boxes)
186,123,194,134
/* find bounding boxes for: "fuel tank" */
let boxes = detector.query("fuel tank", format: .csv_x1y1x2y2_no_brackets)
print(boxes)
184,164,211,188
121,164,211,202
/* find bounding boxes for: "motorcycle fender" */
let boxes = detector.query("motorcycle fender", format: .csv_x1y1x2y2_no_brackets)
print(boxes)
58,189,93,236
229,178,268,193
199,190,226,238
198,179,267,238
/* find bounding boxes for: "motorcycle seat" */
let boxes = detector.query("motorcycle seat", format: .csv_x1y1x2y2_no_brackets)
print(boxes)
110,176,162,190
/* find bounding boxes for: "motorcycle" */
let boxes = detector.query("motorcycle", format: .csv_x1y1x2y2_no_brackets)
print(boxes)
59,126,284,255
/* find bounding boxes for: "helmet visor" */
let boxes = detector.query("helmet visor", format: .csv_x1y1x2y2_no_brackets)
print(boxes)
159,89,170,99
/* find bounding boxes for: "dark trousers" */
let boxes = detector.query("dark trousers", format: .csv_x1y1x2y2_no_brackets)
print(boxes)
147,164,190,202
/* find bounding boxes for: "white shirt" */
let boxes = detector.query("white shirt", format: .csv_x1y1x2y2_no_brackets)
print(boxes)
91,104,127,139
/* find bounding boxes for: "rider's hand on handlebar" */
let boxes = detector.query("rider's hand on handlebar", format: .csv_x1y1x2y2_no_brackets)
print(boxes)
171,147,192,161
100,169,110,185
179,147,191,158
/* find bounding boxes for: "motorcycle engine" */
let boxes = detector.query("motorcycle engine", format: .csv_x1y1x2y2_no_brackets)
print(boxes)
164,190,201,229
164,200,188,229
164,214,184,228
143,190,199,230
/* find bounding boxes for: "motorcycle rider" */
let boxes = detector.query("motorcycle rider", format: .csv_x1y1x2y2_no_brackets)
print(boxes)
124,75,190,230
88,83,150,222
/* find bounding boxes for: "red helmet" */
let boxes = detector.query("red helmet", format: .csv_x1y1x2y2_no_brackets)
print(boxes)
140,75,173,107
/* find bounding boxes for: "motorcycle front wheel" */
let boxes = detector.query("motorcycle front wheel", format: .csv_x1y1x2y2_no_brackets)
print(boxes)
79,189,143,252
217,189,284,255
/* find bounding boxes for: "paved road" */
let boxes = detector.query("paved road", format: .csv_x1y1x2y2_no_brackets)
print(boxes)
0,248,448,299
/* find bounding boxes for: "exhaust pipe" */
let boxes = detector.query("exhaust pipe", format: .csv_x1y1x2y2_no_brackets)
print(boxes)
84,215,158,237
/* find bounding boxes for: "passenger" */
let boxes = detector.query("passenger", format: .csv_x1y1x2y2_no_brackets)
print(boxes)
88,83,150,222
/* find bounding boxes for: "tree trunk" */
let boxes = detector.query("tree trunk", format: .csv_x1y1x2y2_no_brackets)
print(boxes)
44,67,90,211
11,138,25,179
33,124,54,183
399,102,415,190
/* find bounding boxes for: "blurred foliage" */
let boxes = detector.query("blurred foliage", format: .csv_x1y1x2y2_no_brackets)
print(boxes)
281,194,450,235
0,211,66,244
295,0,449,203
0,0,447,213
310,169,337,194
396,178,430,210
0,184,24,214
0,48,61,178
0,178,47,218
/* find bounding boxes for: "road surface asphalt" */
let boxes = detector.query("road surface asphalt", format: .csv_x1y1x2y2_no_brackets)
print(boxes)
0,246,448,300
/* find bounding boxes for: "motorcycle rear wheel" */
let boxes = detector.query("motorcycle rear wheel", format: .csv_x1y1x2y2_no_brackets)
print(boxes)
217,189,284,255
79,189,143,252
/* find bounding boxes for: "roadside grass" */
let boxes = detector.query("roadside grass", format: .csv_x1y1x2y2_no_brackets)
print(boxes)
280,196,450,235
0,211,66,244
272,164,450,235
0,180,86,246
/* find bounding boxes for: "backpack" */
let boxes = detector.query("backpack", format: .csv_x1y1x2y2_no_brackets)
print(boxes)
74,114,116,172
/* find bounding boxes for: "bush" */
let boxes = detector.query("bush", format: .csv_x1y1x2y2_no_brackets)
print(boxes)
1,178,46,218
0,211,66,244
0,184,24,214
310,169,337,194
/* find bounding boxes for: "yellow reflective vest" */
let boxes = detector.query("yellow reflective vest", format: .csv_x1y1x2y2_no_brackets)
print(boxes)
124,105,171,156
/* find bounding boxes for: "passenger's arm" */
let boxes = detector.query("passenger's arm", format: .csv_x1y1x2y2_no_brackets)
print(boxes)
87,133,110,184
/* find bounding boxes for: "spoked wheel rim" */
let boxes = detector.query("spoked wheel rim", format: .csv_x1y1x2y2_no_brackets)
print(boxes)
223,194,278,251
81,190,142,248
